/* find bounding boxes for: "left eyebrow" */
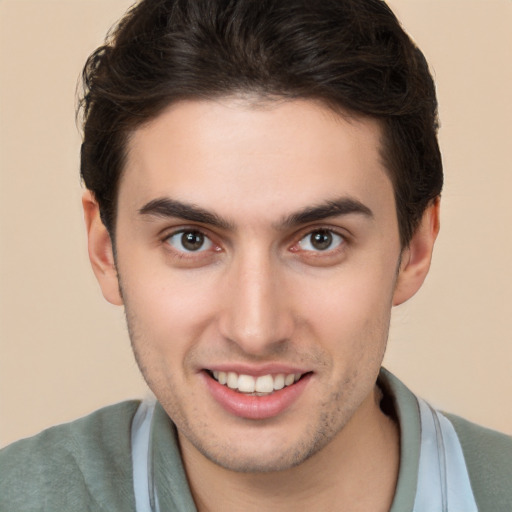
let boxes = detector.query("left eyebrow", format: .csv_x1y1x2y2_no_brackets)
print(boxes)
138,197,233,230
279,197,374,228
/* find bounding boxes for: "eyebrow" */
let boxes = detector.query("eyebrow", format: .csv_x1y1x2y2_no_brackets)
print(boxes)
139,198,233,229
279,197,373,228
138,196,373,230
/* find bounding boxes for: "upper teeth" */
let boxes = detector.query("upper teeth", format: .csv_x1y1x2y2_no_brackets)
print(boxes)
212,371,302,394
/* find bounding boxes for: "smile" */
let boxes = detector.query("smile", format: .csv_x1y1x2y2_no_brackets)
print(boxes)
210,371,304,396
204,369,312,420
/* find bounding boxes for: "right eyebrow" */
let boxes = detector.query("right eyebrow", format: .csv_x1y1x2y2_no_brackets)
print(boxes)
279,196,374,229
138,197,233,230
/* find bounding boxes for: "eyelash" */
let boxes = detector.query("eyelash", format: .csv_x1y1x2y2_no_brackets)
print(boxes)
161,226,348,261
293,229,346,254
162,229,221,261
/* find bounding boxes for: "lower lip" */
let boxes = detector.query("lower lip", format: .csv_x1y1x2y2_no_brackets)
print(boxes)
203,372,312,420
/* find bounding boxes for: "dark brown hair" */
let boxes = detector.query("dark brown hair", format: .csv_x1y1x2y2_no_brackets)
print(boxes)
79,0,443,246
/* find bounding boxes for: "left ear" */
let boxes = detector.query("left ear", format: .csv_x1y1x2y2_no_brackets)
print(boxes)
393,197,440,306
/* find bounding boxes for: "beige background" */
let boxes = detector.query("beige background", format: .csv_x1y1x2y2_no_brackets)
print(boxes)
0,0,511,448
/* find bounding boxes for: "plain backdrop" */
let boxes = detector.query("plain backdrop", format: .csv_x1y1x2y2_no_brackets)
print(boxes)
0,0,511,448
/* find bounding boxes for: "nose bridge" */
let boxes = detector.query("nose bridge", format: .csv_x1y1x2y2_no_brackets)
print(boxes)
219,244,292,354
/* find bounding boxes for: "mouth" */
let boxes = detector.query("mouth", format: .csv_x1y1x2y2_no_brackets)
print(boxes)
203,368,312,420
207,370,309,396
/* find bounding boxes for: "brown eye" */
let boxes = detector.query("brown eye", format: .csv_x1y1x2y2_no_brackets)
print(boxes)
298,229,343,252
166,230,213,252
182,231,204,251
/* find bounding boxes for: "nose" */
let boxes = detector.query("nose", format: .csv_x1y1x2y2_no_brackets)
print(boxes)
218,249,294,355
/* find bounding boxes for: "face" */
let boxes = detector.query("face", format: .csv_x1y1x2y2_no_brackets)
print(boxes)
103,98,407,472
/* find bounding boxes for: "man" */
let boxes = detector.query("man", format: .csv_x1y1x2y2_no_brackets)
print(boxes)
1,0,510,510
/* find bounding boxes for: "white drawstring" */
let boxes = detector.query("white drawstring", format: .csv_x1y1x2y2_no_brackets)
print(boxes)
131,398,160,512
413,398,478,512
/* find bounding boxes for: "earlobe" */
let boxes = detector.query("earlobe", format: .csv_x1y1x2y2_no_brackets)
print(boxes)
393,198,440,306
82,191,123,306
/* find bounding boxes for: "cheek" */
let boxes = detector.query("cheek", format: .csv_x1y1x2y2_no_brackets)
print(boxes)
297,263,396,349
119,260,218,351
121,276,208,395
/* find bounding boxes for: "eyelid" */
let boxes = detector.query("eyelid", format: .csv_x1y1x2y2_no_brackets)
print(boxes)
159,223,349,257
167,230,212,252
160,223,214,241
291,224,349,245
298,230,344,251
161,225,222,255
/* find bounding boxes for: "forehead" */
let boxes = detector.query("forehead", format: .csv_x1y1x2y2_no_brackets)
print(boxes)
120,98,394,225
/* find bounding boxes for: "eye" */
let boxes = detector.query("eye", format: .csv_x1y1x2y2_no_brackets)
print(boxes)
298,229,344,252
166,230,214,253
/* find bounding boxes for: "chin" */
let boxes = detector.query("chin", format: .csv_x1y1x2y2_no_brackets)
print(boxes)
197,445,316,474
179,419,338,474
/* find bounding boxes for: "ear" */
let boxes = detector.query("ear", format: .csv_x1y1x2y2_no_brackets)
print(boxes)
82,191,123,306
393,198,440,306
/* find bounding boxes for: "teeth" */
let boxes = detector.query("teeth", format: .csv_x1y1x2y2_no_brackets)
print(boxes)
255,375,274,393
273,374,285,390
211,371,303,394
238,374,255,393
227,372,238,389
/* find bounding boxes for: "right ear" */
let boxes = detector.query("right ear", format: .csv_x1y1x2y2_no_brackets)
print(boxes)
82,191,123,306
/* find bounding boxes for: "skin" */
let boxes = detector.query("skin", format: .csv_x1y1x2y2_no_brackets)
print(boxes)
84,97,439,510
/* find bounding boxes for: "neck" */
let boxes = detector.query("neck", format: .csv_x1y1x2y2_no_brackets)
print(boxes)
179,385,400,512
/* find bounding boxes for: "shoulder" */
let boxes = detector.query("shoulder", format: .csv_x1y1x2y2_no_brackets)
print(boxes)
445,412,512,511
0,400,140,512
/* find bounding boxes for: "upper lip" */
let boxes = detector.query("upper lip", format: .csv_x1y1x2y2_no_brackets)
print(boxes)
203,364,311,377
